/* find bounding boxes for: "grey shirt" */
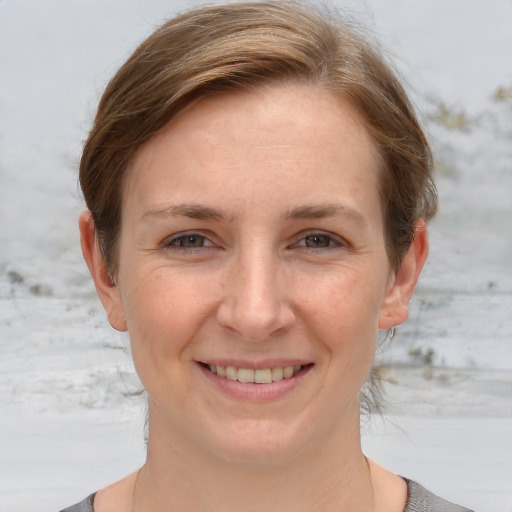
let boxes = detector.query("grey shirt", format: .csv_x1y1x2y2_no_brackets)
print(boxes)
58,479,475,511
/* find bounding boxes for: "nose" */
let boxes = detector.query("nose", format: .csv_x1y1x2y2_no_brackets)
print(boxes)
216,246,295,342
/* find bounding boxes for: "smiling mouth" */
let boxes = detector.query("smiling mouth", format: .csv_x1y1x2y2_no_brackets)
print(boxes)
201,363,312,384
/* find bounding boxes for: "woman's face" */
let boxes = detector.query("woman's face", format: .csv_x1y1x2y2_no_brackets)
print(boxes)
103,84,412,464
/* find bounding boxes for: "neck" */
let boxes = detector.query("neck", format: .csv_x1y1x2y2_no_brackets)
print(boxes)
133,400,375,512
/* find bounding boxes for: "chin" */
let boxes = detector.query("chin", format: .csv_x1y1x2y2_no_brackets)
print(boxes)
200,417,317,467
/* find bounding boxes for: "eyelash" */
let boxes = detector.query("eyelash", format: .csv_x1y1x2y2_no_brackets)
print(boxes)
290,231,347,252
164,232,215,251
163,230,347,253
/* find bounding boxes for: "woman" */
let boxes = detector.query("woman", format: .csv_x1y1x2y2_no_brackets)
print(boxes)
62,2,474,511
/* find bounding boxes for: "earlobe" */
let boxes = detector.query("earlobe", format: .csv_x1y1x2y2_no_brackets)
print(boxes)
378,220,429,330
79,210,127,332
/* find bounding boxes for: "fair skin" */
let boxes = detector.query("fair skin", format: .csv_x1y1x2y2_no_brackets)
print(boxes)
80,84,428,512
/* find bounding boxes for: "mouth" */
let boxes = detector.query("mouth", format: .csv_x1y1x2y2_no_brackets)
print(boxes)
200,363,313,384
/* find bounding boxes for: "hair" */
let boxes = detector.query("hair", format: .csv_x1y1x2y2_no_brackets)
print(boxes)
80,0,437,273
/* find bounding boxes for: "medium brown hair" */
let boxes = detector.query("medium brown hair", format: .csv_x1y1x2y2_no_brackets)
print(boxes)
80,0,437,274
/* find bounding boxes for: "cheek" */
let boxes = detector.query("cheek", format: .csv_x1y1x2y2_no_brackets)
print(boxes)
121,271,215,372
295,270,382,362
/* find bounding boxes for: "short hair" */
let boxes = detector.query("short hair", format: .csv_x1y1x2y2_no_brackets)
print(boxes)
80,0,437,274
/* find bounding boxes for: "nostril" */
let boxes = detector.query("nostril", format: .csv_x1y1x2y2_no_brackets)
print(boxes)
216,297,296,342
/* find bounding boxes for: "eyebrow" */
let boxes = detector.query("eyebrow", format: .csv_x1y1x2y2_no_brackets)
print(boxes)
141,203,231,222
285,204,367,226
141,202,367,226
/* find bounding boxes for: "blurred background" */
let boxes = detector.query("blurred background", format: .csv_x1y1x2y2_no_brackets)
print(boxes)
0,1,510,511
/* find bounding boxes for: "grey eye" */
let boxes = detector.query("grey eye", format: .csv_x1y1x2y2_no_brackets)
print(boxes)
173,235,207,248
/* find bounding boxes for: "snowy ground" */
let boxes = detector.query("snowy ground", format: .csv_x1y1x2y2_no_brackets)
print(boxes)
0,1,511,511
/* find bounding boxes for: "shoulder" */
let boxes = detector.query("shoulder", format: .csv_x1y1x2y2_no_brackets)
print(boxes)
57,478,476,512
60,470,138,511
58,493,95,512
404,479,475,512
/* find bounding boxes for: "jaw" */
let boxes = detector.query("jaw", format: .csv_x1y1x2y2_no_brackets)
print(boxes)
145,359,364,470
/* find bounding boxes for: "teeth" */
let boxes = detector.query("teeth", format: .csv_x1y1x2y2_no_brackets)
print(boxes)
208,364,304,383
226,366,237,380
271,367,283,381
255,369,272,384
237,368,254,383
283,366,294,379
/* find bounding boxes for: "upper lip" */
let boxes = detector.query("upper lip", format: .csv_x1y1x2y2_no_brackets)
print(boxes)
197,359,313,370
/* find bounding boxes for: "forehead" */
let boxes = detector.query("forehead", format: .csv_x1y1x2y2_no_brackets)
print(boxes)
124,84,382,220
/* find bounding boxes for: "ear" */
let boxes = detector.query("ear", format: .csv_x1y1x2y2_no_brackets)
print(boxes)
79,210,127,332
378,220,429,330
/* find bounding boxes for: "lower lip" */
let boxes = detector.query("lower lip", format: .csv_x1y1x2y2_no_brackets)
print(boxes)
197,364,313,402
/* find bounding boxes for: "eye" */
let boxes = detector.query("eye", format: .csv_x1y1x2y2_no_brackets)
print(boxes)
165,233,214,249
303,234,334,248
292,231,347,252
